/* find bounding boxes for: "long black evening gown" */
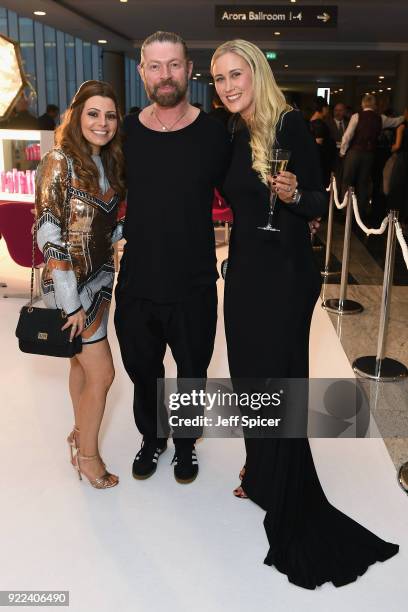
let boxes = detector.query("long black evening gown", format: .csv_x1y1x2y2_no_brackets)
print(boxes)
222,109,399,589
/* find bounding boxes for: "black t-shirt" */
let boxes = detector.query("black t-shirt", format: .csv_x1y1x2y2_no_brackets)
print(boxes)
121,111,230,302
38,113,56,130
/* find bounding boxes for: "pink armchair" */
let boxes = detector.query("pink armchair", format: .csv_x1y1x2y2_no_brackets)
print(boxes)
212,189,233,246
0,201,43,300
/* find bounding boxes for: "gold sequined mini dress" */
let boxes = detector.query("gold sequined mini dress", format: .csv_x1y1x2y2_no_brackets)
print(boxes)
35,148,124,344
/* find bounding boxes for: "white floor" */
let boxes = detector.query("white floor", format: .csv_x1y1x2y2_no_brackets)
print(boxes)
0,241,407,612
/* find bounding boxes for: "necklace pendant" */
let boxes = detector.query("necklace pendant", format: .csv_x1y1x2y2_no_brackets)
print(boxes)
162,126,167,131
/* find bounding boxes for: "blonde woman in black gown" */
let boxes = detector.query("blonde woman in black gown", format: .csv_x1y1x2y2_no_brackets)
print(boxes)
211,39,399,589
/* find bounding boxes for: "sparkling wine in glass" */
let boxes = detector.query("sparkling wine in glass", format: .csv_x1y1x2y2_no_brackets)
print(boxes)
258,149,291,232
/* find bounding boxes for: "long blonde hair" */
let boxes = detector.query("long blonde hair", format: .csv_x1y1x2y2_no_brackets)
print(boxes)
211,40,291,185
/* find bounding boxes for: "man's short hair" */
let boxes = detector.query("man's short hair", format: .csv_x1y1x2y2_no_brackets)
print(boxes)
140,31,189,64
362,94,376,109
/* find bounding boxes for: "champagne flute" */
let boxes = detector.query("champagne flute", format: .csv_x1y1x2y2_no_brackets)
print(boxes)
258,148,291,232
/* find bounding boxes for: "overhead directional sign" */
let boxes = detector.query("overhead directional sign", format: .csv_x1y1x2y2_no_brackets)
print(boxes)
215,6,338,28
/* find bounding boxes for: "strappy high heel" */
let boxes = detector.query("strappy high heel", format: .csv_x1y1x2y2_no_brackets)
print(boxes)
233,464,248,498
233,485,248,498
67,427,117,488
75,454,119,489
67,427,80,468
67,426,105,467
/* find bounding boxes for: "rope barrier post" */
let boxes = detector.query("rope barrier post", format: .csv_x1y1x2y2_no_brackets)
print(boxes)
322,186,364,315
321,174,340,278
353,210,408,381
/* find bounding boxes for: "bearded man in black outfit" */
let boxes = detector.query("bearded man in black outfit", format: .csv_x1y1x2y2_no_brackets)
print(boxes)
114,31,230,484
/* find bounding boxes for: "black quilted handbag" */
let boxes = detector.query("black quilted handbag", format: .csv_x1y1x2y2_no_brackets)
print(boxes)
16,304,82,357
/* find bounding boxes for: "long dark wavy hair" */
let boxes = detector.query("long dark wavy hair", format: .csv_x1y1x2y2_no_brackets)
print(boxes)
55,80,126,198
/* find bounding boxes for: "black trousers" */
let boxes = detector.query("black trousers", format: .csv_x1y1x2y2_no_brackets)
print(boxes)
333,152,345,201
114,284,218,450
342,149,374,214
388,151,408,222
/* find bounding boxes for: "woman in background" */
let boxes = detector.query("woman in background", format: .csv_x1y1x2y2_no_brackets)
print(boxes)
35,80,125,489
309,96,336,188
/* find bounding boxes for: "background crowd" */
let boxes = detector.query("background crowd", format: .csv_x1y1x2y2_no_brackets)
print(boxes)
4,86,408,233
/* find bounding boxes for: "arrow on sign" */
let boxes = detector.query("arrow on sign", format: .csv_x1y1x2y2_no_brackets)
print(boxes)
317,12,331,23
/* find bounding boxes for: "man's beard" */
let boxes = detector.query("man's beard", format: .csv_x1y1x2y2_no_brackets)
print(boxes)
147,77,188,107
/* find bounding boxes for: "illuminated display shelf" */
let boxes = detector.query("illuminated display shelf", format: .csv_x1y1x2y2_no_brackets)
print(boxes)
0,192,35,202
0,129,54,203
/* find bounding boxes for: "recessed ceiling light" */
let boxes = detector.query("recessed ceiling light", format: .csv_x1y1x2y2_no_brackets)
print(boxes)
365,92,369,95
120,0,128,3
387,87,392,90
356,65,361,69
193,77,197,80
195,73,201,77
34,10,46,15
98,39,107,44
291,1,297,4
274,32,281,36
284,64,289,68
379,89,383,92
371,91,376,94
339,88,343,91
379,75,384,79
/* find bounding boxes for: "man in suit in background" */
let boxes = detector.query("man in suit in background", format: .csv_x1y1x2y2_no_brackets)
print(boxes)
340,94,403,219
5,94,38,129
326,102,348,198
38,104,59,130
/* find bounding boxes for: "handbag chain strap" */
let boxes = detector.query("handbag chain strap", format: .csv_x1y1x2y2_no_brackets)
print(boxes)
30,149,72,310
29,215,37,310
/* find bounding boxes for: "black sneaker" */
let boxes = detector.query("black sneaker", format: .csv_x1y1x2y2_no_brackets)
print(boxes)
172,446,199,484
132,439,167,480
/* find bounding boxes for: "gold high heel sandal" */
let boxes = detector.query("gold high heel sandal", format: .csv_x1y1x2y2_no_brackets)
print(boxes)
67,427,105,467
76,454,119,489
67,427,80,468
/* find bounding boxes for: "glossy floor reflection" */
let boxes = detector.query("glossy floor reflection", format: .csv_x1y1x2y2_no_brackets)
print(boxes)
0,236,406,610
317,217,408,468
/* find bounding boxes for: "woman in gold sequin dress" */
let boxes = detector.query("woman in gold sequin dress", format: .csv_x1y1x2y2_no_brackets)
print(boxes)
35,81,126,489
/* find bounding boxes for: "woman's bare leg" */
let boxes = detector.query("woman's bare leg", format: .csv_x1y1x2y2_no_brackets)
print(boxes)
69,355,85,433
74,339,117,484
